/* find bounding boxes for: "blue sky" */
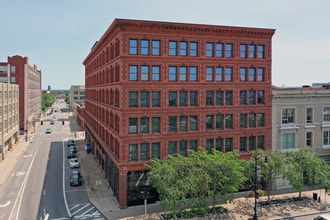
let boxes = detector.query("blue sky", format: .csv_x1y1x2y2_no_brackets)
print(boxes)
1,0,329,89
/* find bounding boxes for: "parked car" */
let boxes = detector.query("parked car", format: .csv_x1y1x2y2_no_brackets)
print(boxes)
67,149,76,158
50,120,55,125
45,128,52,134
69,158,80,168
70,170,82,186
69,146,77,153
67,139,75,147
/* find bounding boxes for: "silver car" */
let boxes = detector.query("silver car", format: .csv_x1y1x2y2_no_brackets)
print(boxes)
69,158,80,168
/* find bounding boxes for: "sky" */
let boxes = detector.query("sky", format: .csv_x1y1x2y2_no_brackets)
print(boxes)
1,0,329,90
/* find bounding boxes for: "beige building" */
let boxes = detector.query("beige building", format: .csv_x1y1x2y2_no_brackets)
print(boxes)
0,83,19,160
272,86,330,188
69,85,85,109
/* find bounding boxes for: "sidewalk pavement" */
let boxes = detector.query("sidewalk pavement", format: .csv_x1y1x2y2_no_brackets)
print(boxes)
2,134,330,219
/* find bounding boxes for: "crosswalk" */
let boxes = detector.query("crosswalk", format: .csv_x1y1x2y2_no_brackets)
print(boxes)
69,203,105,220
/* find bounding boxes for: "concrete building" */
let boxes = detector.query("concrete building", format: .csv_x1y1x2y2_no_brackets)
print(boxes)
0,83,19,160
69,85,85,108
83,19,275,208
0,55,42,133
272,86,330,189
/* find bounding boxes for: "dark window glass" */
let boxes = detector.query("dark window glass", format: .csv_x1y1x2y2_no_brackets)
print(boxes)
257,113,264,127
169,91,177,107
225,91,233,105
306,107,313,123
225,138,233,152
258,136,264,150
152,143,160,159
225,114,233,129
206,139,213,153
152,40,160,56
129,92,138,108
240,114,247,128
129,39,138,55
249,90,256,105
169,41,177,56
190,91,198,106
140,143,150,160
152,117,160,133
141,40,149,55
179,141,188,156
169,142,176,155
306,132,313,147
140,91,149,108
249,136,256,151
129,144,138,161
179,116,188,131
216,91,223,106
258,90,264,104
140,117,149,133
190,140,198,151
179,91,187,106
216,114,223,130
129,118,138,134
190,42,198,56
152,91,160,107
240,137,247,152
169,116,177,132
216,138,223,152
249,113,256,128
240,91,247,105
206,91,214,106
190,116,198,131
206,115,214,130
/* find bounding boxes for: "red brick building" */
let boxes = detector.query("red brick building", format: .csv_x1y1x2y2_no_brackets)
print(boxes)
0,55,42,133
83,19,275,208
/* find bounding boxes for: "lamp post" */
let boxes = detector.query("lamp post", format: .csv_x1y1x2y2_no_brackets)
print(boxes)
253,156,258,220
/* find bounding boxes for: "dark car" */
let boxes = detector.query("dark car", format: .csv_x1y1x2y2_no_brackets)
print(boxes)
67,139,75,147
69,146,77,153
67,149,76,158
45,128,52,134
70,170,82,186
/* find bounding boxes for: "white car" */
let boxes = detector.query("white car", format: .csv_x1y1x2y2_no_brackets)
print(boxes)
69,158,80,168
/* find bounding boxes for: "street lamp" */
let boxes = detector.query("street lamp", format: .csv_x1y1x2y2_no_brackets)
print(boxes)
253,156,258,220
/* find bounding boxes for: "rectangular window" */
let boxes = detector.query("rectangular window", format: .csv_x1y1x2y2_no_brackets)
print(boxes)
248,45,256,58
140,91,149,108
179,41,188,56
206,139,213,153
129,118,138,134
258,136,264,150
190,116,198,131
240,137,247,152
249,68,255,81
206,115,214,130
249,113,256,128
240,91,247,105
206,67,213,81
152,143,160,159
190,67,197,81
152,117,160,133
179,116,188,131
206,91,214,106
306,107,313,123
216,114,224,130
216,91,223,106
225,44,233,58
129,65,138,81
190,140,198,151
179,66,187,81
129,144,138,161
282,108,295,124
249,90,256,105
152,40,160,56
216,43,223,57
249,136,256,151
306,132,313,147
240,68,247,81
257,45,265,58
129,39,138,55
240,44,247,58
323,107,330,121
169,116,177,132
240,114,247,128
282,133,295,149
129,92,138,108
169,66,177,81
179,91,187,106
169,91,177,107
225,67,232,81
152,66,160,81
179,141,188,156
141,66,149,81
225,114,233,129
152,91,160,107
257,91,264,104
257,113,264,127
169,142,177,155
257,68,264,81
140,40,149,55
206,43,213,57
225,138,233,152
216,138,223,152
225,91,233,105
215,67,223,81
190,42,198,57
190,91,198,106
140,143,149,160
324,131,330,145
169,41,177,56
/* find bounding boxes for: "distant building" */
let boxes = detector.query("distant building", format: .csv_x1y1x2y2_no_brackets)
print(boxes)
0,83,19,160
47,85,51,93
0,55,42,133
272,86,330,189
312,82,330,88
83,19,275,208
69,85,85,108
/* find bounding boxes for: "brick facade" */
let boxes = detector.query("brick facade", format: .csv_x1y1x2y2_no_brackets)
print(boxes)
83,19,275,208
